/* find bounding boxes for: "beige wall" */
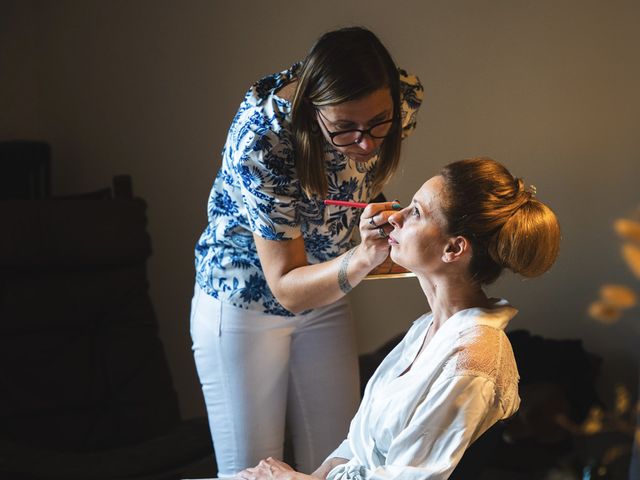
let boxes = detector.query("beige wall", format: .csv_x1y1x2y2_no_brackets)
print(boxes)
3,0,639,419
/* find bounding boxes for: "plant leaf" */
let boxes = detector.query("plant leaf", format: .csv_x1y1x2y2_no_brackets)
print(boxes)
588,300,621,324
614,218,640,243
600,284,637,309
622,243,640,278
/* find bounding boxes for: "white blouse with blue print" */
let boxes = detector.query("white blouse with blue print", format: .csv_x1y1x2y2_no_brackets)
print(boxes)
195,63,423,316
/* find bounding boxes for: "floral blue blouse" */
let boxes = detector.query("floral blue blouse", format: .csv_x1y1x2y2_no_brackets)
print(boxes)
195,63,423,316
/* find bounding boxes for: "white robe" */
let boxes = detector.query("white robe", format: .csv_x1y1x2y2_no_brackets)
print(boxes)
327,298,520,480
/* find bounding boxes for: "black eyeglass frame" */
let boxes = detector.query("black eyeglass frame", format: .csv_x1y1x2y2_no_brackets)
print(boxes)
315,108,395,147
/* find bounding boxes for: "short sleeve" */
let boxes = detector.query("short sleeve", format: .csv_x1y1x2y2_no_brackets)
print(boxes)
398,68,424,139
229,107,302,242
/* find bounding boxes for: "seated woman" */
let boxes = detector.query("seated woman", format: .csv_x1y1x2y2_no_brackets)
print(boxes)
238,157,561,480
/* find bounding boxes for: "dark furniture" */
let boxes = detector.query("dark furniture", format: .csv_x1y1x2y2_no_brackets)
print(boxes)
0,169,214,479
0,140,51,200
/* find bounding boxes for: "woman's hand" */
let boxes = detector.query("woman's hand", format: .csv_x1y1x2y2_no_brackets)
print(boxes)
252,200,403,313
358,201,400,270
237,457,315,480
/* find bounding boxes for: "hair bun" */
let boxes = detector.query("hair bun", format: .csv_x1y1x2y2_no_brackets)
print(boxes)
491,199,561,278
440,157,561,284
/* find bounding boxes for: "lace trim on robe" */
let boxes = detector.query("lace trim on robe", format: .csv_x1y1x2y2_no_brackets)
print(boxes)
443,325,520,413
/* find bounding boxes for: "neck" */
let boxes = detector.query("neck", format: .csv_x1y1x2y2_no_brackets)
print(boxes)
416,272,491,331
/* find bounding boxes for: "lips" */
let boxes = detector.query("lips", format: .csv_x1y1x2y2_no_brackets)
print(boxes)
388,234,399,245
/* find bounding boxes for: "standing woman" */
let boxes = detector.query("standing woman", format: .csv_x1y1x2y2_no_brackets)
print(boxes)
190,27,423,478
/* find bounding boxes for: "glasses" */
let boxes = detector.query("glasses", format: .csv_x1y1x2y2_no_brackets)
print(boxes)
315,108,395,147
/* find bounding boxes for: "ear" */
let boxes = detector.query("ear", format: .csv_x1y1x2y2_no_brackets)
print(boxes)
441,236,470,263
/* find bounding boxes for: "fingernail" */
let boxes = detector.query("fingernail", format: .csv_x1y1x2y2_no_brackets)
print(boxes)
392,203,402,210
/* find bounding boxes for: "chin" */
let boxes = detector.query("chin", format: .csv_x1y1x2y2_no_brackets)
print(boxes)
390,250,405,268
347,153,374,162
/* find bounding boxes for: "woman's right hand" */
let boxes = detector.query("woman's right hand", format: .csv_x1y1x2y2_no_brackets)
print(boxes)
252,200,403,314
358,201,400,270
237,456,316,480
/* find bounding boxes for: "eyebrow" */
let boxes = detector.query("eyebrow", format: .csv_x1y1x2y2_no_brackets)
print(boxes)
367,109,392,124
330,109,393,127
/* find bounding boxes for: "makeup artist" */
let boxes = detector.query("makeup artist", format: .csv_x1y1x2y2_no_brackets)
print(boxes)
190,26,423,478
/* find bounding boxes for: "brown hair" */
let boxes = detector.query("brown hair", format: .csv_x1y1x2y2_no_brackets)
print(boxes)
440,157,561,284
291,27,402,198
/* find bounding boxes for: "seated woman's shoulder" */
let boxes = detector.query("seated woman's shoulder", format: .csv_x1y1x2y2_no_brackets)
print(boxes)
453,326,517,381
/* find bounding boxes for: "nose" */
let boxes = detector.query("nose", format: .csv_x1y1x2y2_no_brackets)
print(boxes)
388,209,403,228
355,133,377,153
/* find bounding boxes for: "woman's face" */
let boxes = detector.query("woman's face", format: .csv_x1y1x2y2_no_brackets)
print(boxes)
315,88,393,163
387,175,451,274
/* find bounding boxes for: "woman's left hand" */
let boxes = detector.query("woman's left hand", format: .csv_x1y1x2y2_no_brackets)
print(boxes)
237,457,307,480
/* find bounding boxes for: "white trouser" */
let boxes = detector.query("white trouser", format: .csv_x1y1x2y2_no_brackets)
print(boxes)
190,284,360,478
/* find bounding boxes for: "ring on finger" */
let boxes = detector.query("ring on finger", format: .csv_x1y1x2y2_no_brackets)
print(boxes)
378,226,388,239
369,217,378,228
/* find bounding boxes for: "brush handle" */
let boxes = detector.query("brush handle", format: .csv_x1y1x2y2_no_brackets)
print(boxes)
323,200,368,208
